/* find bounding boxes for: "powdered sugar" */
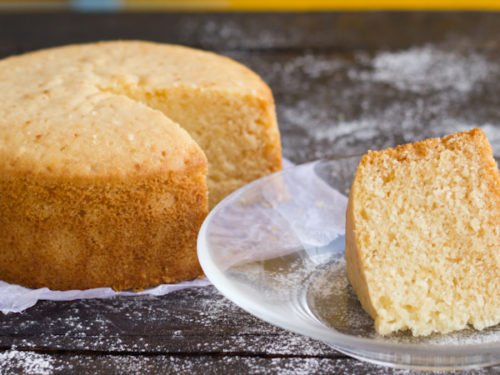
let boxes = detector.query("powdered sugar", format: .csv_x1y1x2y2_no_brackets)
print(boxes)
0,349,59,375
262,44,500,160
353,46,492,93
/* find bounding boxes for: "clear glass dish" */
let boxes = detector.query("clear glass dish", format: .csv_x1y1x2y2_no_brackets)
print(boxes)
197,155,500,371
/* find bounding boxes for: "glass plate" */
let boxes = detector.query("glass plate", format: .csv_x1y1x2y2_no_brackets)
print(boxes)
197,155,500,371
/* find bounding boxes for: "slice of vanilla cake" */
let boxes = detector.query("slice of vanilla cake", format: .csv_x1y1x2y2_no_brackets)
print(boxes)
346,128,500,336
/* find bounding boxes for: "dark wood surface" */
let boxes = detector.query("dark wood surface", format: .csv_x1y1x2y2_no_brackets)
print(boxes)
1,12,500,374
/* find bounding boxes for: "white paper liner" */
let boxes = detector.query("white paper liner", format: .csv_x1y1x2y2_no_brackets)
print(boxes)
0,278,212,314
0,159,297,314
205,158,348,271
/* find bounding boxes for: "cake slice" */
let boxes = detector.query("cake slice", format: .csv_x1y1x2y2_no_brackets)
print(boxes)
345,128,500,336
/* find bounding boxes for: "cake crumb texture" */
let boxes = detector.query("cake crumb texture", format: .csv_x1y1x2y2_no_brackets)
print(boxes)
345,128,500,336
0,41,281,290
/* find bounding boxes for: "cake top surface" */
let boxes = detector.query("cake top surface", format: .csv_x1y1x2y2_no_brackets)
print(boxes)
0,41,269,178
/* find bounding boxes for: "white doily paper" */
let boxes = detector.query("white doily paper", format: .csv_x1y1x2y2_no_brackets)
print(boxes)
207,160,347,270
0,278,212,314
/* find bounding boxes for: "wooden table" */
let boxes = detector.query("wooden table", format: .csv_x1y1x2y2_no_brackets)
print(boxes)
0,12,499,374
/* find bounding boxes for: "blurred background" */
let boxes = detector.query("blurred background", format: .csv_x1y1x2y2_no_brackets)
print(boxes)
0,0,499,11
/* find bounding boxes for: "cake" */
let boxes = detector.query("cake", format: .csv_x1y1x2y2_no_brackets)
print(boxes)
345,128,500,336
0,41,282,291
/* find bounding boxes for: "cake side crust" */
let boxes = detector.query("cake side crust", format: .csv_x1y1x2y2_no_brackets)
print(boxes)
0,157,208,291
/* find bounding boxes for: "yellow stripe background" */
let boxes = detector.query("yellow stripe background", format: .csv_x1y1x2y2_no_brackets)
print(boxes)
124,0,500,10
1,0,500,10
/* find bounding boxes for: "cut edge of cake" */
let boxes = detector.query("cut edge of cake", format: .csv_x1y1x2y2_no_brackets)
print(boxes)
346,128,500,336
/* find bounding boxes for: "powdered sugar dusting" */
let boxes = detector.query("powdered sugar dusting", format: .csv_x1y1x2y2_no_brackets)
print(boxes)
357,46,492,93
244,44,500,161
0,349,59,375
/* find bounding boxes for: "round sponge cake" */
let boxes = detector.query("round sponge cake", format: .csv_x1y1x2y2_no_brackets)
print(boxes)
0,41,282,290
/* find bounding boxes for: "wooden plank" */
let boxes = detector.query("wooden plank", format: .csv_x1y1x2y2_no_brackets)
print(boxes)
1,349,499,375
0,287,338,357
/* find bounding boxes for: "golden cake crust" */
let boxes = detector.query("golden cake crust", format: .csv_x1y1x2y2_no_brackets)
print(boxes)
0,167,207,291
